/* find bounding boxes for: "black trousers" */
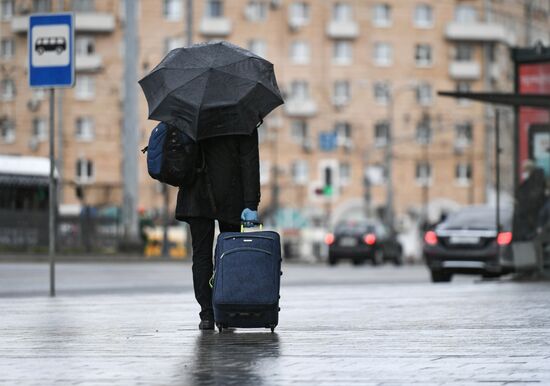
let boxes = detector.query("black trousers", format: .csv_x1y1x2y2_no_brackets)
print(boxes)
187,218,240,318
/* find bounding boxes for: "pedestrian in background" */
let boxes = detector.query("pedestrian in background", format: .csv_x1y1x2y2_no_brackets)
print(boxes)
513,160,546,241
175,131,261,330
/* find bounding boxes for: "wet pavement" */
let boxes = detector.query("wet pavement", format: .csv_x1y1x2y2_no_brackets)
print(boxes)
1,263,550,385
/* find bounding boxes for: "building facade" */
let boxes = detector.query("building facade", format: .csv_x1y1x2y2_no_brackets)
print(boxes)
1,0,549,227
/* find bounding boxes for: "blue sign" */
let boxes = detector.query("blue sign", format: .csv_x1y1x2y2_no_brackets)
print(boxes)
28,13,74,88
319,132,337,152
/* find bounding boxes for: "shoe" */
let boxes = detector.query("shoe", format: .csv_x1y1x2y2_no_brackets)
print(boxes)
198,310,215,330
199,318,214,330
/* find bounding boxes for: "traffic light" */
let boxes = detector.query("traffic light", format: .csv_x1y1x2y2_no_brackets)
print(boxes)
314,168,334,197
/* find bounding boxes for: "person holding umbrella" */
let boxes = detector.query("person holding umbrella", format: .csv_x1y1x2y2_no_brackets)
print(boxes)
139,42,284,330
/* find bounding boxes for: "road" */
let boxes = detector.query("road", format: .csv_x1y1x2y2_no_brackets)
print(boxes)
1,261,549,385
0,261,438,297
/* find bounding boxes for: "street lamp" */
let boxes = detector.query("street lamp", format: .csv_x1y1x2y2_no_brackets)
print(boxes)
385,81,418,232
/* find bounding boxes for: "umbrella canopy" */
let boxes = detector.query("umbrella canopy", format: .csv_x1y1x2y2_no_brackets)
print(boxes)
139,41,284,140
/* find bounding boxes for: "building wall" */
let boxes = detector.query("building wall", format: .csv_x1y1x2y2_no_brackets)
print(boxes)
1,0,548,226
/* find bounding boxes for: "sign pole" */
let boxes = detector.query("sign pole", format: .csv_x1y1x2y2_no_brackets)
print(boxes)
28,13,74,297
49,88,56,297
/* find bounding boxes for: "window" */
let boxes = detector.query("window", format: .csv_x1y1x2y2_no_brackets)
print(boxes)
248,39,267,58
290,40,310,64
454,5,477,23
456,81,471,106
455,163,472,185
0,38,14,59
373,81,391,104
76,158,94,184
206,0,223,17
416,82,432,106
33,89,46,101
455,121,473,147
335,122,352,147
333,40,352,65
1,78,15,101
339,162,351,186
1,0,14,20
291,120,309,144
415,161,432,185
75,117,95,141
373,42,392,66
333,2,352,22
290,80,309,100
163,0,182,20
414,4,433,28
333,80,350,106
416,118,432,145
75,75,95,100
260,160,270,185
33,0,51,12
455,43,473,61
374,121,389,147
75,36,95,56
164,37,184,54
0,118,15,143
291,160,309,185
32,118,47,142
415,44,432,67
72,0,95,12
373,3,391,27
289,2,310,27
366,163,386,185
246,0,267,21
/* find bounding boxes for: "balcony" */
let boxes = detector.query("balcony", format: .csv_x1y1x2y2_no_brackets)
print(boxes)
449,61,481,80
75,54,102,72
200,17,232,37
285,98,318,117
12,13,115,33
326,21,359,39
445,21,515,45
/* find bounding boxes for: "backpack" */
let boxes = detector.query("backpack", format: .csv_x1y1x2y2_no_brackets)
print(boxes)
142,122,203,188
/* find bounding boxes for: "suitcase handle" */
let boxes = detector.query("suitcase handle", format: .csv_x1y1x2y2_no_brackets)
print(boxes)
241,221,263,232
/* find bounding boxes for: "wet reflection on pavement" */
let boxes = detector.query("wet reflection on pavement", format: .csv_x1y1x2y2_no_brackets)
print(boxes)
183,331,281,386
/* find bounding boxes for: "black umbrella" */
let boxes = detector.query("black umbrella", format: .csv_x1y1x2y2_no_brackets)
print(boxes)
139,41,284,140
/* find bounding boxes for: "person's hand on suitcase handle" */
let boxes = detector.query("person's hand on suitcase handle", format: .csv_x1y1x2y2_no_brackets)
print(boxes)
241,208,259,228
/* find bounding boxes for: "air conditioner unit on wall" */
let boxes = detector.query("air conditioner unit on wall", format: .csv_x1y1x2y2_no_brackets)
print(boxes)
270,0,282,10
332,96,349,108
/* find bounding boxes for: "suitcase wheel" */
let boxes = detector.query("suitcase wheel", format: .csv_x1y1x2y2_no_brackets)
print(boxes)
216,323,224,333
269,325,276,333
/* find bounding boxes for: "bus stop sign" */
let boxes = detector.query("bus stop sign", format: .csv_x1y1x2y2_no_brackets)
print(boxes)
28,13,74,88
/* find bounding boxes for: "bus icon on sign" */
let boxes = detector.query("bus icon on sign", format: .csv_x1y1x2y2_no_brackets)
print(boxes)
35,37,66,55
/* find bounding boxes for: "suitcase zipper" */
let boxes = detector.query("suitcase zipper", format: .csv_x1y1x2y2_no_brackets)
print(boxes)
220,247,272,259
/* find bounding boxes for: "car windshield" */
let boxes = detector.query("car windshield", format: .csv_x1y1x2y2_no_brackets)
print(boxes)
439,207,512,230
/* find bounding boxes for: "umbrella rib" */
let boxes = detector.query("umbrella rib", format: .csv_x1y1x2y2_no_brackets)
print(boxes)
148,70,210,115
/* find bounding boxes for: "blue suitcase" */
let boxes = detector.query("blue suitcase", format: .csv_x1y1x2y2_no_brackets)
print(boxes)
212,228,282,332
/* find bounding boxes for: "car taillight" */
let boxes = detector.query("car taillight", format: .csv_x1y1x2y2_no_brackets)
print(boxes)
424,231,438,245
363,233,376,245
325,233,335,245
497,232,512,245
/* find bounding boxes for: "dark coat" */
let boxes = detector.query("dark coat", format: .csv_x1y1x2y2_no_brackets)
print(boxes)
513,168,546,240
175,130,261,225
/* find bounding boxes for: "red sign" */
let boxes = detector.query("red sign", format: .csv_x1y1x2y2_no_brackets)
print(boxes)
518,62,550,179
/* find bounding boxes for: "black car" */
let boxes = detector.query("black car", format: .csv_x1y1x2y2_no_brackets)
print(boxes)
423,205,514,282
326,219,402,266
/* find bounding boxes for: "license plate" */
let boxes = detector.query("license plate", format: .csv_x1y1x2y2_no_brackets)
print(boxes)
340,237,357,247
449,236,480,245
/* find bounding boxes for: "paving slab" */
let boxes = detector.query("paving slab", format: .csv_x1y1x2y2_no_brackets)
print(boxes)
0,264,549,385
